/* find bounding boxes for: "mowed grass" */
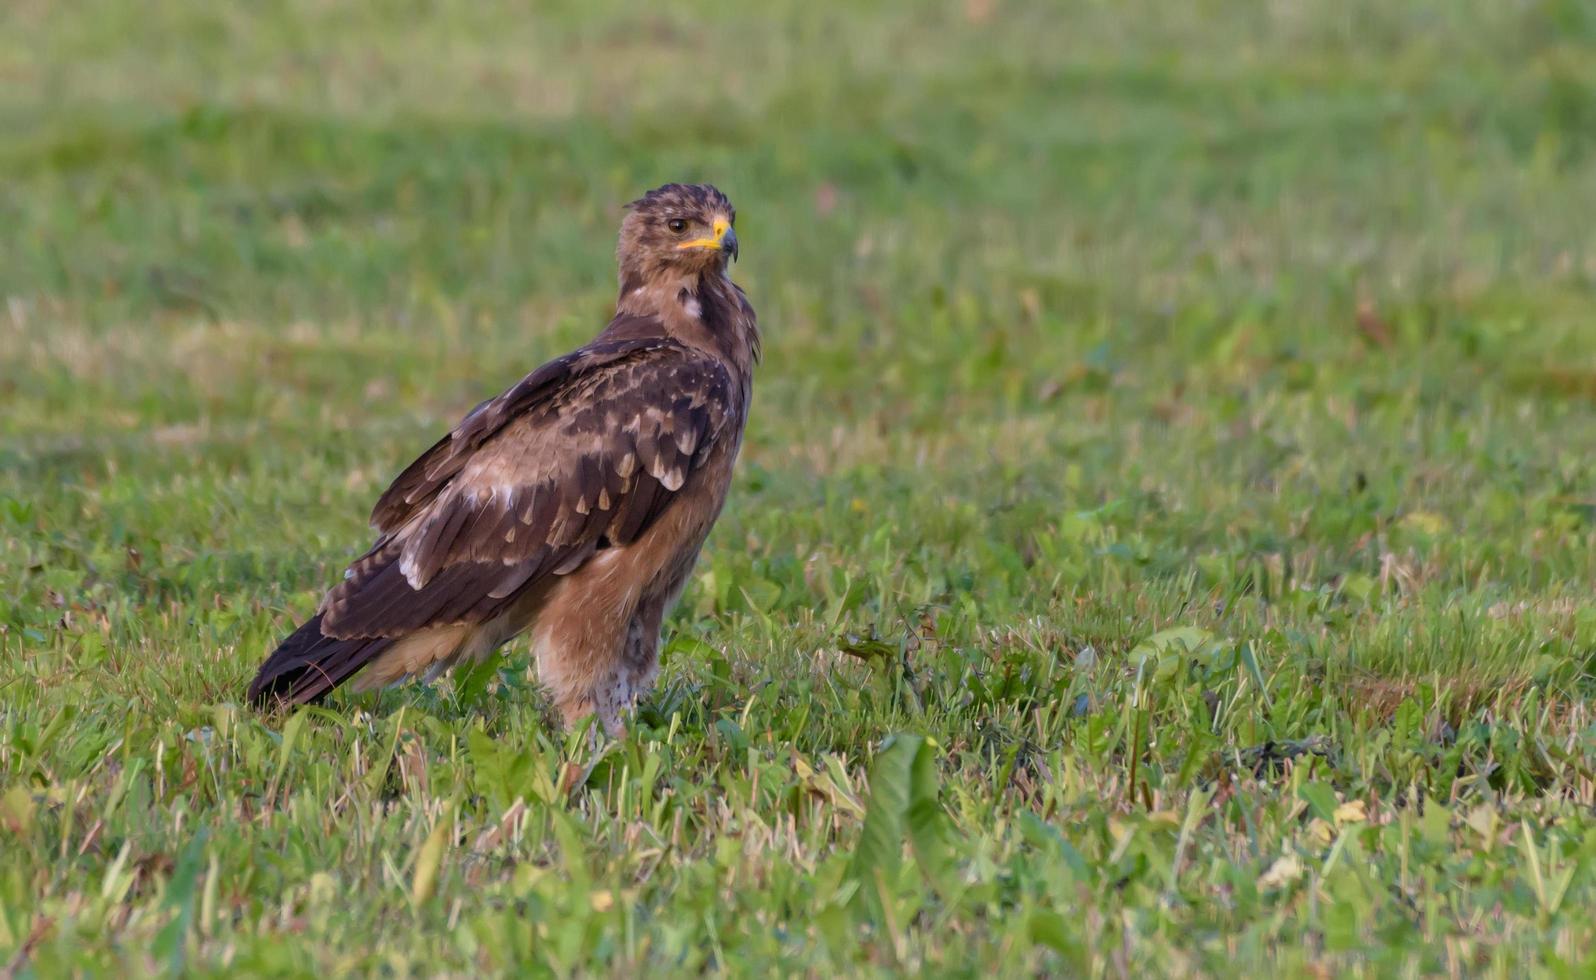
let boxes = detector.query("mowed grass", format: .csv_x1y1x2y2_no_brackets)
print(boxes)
3,0,1596,974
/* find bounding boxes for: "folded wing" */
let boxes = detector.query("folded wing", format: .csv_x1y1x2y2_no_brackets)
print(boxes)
316,335,737,642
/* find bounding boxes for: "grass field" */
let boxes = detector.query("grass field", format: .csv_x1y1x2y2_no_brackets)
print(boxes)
3,0,1596,974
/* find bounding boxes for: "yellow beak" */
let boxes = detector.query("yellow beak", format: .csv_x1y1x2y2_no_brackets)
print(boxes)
677,217,738,259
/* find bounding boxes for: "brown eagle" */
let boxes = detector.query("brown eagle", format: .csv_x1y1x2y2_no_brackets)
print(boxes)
248,183,757,733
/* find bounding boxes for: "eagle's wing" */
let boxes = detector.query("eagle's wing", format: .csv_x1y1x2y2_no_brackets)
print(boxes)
316,333,737,640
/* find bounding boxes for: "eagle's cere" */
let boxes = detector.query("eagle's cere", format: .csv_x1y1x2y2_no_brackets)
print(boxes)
248,183,758,734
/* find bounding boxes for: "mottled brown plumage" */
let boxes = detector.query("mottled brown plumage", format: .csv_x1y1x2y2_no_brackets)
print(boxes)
249,183,758,732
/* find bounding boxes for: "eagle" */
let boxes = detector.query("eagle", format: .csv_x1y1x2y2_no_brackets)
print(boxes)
248,183,758,734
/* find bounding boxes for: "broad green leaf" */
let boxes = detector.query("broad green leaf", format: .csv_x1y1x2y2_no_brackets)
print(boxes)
1132,627,1214,662
1131,626,1217,685
153,830,209,975
905,733,947,879
851,735,919,891
849,733,945,915
453,650,506,705
1299,782,1339,823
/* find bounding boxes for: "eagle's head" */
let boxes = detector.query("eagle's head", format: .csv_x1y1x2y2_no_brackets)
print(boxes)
618,183,739,285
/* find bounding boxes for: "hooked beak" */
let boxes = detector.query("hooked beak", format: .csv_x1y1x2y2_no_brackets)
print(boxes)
677,216,738,261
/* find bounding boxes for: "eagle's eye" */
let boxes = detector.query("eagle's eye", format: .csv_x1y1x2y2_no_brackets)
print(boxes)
666,218,688,234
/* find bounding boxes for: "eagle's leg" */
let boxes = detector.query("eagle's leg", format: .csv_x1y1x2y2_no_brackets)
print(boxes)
616,596,665,718
566,598,665,737
528,576,651,736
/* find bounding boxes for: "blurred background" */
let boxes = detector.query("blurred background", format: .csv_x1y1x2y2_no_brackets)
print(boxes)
7,0,1594,433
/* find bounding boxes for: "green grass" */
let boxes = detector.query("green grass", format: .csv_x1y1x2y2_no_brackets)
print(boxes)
3,0,1596,974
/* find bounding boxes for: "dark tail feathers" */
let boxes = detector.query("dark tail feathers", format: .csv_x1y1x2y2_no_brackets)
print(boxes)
248,612,394,708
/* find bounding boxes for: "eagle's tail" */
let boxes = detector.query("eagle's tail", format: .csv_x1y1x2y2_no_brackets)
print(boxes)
248,613,394,707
